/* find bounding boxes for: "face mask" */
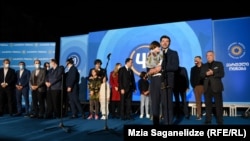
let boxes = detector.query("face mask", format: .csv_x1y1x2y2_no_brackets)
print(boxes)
4,64,9,68
19,65,24,70
35,64,40,69
46,67,50,70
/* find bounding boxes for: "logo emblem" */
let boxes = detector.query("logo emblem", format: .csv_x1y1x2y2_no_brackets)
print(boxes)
129,45,149,76
67,53,81,67
228,42,246,59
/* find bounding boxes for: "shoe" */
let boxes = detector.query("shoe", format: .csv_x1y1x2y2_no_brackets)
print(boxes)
30,114,37,118
196,116,202,120
71,115,78,119
14,113,22,117
160,115,163,119
150,116,153,120
100,116,106,120
87,115,93,120
139,115,143,118
95,114,99,120
146,114,150,118
24,113,30,117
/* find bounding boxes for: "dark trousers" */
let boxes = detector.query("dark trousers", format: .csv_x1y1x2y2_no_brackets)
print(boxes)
0,89,15,115
110,101,120,118
150,76,174,125
31,90,45,116
16,87,29,114
68,89,83,116
204,86,223,123
173,89,189,117
120,91,132,119
46,89,61,118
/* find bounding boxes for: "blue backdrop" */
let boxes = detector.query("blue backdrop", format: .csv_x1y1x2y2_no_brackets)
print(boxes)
213,17,250,102
0,42,56,105
59,35,88,101
0,42,55,70
60,16,250,103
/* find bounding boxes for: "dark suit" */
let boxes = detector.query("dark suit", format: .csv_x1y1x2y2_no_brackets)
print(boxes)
0,67,16,116
15,69,31,114
159,48,179,125
66,65,83,117
200,61,224,124
118,66,136,119
173,66,189,118
29,68,46,117
45,66,64,118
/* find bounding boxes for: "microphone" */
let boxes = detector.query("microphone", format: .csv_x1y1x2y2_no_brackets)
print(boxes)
107,53,111,59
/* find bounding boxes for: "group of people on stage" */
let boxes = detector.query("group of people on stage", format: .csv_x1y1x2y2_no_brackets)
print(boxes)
0,58,83,119
0,34,225,125
139,35,225,125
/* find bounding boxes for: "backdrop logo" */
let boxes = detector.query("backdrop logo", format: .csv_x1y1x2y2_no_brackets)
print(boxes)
129,44,149,76
228,42,246,59
67,53,81,67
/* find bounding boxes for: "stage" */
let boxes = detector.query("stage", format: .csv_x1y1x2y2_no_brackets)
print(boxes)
0,109,250,141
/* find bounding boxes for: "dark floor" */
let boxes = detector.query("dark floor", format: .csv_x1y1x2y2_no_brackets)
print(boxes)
0,110,250,141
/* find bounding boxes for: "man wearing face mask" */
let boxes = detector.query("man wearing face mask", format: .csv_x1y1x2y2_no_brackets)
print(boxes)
29,59,46,118
45,59,64,119
44,62,50,74
0,59,16,116
14,61,31,117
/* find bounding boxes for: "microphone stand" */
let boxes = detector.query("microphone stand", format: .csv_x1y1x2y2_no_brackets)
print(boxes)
88,54,120,136
44,69,74,133
162,51,170,125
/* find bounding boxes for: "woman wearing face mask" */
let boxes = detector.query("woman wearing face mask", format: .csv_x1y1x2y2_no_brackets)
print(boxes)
0,58,16,116
29,59,46,118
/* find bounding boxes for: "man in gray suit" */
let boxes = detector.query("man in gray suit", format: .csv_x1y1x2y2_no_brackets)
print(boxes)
201,51,225,125
29,59,46,118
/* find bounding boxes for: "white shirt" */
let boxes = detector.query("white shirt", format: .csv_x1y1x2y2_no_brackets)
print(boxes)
3,68,8,82
19,69,24,78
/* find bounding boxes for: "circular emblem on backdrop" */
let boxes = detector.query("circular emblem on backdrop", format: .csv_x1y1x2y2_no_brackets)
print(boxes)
129,45,150,76
67,53,81,67
228,42,246,59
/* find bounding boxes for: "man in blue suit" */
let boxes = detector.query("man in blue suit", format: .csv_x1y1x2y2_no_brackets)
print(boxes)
65,58,84,118
15,61,31,117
